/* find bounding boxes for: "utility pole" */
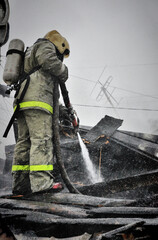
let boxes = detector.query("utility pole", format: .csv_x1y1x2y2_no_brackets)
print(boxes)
0,0,10,58
0,0,10,96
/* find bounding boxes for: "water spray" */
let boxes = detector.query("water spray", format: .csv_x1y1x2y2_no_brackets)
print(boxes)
77,132,103,184
60,81,103,184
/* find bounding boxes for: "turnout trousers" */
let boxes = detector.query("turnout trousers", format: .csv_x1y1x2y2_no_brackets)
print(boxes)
12,109,54,195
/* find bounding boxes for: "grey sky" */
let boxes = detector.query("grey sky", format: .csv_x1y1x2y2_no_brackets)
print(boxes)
0,0,158,157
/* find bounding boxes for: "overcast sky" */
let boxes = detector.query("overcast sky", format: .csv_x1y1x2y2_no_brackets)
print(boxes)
0,0,158,157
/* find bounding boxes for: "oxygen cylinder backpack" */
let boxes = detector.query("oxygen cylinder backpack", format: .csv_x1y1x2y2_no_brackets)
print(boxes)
3,39,41,138
3,38,25,86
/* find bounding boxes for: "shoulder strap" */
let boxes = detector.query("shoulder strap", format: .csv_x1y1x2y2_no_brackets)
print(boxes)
6,49,25,58
3,75,30,138
3,65,41,138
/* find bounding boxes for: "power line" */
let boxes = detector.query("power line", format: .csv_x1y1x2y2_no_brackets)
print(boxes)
70,62,158,69
73,103,158,112
109,85,158,100
70,74,158,100
70,74,96,83
108,62,158,68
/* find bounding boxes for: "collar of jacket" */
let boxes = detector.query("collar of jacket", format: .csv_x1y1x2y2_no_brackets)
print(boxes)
34,38,53,45
34,38,64,62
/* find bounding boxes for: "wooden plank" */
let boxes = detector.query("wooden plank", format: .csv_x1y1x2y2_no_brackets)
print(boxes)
88,206,158,218
0,198,88,218
0,198,89,218
1,209,158,239
112,130,158,158
20,192,135,207
0,207,61,219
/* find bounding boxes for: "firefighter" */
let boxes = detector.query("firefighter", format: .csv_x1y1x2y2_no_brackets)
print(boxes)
12,30,70,195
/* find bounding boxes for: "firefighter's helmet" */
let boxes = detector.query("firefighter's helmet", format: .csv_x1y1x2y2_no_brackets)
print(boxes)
44,30,70,58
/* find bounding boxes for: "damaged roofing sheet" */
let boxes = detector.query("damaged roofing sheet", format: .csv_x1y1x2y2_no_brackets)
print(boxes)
85,115,123,142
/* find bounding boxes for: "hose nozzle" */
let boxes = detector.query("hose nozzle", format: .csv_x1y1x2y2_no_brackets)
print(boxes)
68,106,79,133
72,116,79,133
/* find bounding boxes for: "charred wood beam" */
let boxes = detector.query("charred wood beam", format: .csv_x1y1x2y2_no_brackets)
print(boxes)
21,192,135,207
88,206,158,218
120,130,158,144
0,207,60,220
78,170,158,197
113,130,158,153
0,211,158,239
91,221,145,240
111,136,158,162
0,198,89,218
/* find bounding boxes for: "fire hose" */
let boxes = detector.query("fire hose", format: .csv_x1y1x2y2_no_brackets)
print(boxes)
53,79,80,194
60,82,79,133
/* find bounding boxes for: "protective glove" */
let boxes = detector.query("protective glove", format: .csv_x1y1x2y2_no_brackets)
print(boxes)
68,106,80,131
59,104,71,126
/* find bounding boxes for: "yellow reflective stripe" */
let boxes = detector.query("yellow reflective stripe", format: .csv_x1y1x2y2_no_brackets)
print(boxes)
14,101,53,114
12,165,30,171
12,165,53,171
30,165,53,171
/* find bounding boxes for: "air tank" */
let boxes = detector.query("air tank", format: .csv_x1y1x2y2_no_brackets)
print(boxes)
3,39,25,85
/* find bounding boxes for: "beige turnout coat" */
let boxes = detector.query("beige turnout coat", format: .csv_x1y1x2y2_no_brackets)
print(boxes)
14,38,68,113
